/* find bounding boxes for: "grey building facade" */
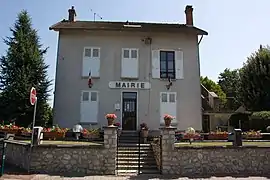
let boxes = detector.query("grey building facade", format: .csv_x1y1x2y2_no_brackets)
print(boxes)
50,5,208,131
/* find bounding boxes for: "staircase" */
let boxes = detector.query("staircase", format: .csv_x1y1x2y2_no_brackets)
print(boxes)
201,84,214,111
117,131,160,175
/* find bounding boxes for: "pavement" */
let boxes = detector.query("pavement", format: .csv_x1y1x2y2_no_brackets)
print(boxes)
0,165,269,180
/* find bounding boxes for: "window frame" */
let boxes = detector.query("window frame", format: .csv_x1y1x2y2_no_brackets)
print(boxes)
160,92,177,103
122,48,139,59
83,47,101,58
159,50,176,79
81,91,99,102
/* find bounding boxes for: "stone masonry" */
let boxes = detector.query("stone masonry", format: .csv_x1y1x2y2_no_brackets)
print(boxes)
156,127,270,176
3,126,118,175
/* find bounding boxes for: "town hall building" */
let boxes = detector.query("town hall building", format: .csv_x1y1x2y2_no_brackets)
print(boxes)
50,5,208,131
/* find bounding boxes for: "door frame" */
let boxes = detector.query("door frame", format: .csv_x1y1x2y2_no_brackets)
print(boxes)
120,90,139,131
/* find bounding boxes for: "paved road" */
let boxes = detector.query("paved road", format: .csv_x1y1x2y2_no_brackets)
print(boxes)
1,174,270,180
0,166,269,180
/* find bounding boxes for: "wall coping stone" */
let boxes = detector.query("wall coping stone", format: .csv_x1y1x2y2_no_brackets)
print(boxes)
36,144,104,149
159,127,177,130
175,145,270,149
103,126,118,130
5,140,30,146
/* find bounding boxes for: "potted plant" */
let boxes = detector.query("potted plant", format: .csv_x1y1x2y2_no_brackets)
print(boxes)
0,123,22,134
208,130,229,140
21,127,32,136
43,126,68,140
163,114,174,127
243,130,262,139
140,123,149,138
82,128,100,139
105,113,117,126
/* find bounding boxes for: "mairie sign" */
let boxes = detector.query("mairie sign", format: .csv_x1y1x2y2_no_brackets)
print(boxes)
108,81,151,89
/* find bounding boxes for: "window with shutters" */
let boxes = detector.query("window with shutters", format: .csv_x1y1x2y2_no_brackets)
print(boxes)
82,47,100,77
160,51,176,79
121,48,139,78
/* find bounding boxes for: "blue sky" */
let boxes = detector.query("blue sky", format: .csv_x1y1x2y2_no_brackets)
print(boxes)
1,0,270,105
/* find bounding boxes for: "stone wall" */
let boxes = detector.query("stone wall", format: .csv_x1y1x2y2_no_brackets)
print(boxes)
151,139,161,170
4,140,30,170
30,145,114,175
160,127,270,176
171,146,270,176
3,126,118,175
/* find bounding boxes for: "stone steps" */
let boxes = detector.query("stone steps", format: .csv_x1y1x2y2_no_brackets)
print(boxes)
117,169,160,175
116,132,159,175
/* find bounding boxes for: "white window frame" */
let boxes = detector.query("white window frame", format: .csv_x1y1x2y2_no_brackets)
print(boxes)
160,92,177,103
122,48,139,59
83,47,101,59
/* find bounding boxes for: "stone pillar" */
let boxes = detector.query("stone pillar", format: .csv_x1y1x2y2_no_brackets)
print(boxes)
160,127,176,174
103,126,118,175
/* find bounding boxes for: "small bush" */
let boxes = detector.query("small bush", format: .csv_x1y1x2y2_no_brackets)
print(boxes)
251,111,270,120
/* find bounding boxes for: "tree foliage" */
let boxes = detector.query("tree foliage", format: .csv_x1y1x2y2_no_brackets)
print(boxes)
0,10,52,127
218,68,240,97
238,45,270,111
200,76,226,101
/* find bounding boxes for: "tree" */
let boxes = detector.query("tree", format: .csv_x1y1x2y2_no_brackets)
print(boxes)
0,10,52,127
200,76,226,101
218,68,240,97
238,45,270,111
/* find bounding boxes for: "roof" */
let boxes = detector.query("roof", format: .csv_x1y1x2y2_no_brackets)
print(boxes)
49,20,208,35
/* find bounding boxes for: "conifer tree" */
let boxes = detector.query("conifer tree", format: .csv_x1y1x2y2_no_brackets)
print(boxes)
0,10,52,127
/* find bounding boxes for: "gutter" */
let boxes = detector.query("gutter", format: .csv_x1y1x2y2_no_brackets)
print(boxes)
198,35,204,45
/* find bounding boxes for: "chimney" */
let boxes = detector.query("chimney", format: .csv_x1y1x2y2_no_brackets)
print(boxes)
185,5,193,26
68,6,76,22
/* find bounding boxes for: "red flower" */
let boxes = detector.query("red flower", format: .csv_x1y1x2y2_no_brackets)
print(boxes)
105,114,117,119
164,114,174,120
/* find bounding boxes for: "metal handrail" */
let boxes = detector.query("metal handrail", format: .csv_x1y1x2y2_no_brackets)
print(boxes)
138,130,141,175
159,135,162,174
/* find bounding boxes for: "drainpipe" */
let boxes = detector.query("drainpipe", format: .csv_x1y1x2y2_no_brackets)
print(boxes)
198,35,204,119
197,35,204,79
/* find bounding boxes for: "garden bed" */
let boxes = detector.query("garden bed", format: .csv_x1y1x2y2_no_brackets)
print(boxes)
175,141,270,147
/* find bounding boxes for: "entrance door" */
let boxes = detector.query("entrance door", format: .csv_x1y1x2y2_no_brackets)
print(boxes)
122,92,137,130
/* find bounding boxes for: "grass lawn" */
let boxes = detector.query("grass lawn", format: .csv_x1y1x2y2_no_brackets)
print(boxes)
19,140,102,146
175,141,270,147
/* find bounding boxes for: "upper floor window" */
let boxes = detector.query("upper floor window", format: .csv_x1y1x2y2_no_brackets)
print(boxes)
122,48,138,59
160,51,175,79
84,47,100,58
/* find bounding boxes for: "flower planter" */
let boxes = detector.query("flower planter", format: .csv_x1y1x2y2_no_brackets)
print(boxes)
107,118,115,126
141,129,149,138
21,131,32,137
164,119,172,127
0,129,19,134
43,132,65,140
208,134,228,140
82,134,99,139
245,136,262,140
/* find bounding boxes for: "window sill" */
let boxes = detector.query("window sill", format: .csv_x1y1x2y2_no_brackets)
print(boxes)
80,122,98,125
121,77,139,80
81,76,100,79
159,78,177,81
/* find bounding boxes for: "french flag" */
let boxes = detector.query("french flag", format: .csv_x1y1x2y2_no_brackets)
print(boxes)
88,70,93,88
